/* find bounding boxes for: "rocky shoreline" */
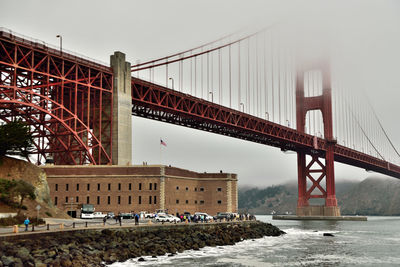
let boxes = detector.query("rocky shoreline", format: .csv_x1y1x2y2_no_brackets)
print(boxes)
0,221,285,266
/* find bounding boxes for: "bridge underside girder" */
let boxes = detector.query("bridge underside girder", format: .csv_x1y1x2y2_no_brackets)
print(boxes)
131,77,400,179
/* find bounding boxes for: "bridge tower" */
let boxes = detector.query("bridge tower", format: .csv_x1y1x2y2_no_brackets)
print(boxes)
296,64,341,217
110,52,132,165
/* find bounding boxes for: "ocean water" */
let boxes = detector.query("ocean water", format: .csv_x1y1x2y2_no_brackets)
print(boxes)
109,216,400,266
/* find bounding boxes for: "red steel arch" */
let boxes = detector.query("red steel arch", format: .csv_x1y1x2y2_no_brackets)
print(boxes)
0,30,113,165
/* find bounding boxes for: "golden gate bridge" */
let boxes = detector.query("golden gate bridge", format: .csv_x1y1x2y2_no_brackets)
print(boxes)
1,25,399,216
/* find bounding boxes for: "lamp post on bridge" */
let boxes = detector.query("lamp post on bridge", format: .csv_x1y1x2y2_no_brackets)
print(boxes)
239,102,244,112
286,119,290,127
209,92,213,103
56,35,62,54
168,77,174,90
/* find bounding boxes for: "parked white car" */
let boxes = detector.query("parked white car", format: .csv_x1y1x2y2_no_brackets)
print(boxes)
194,212,213,221
92,212,106,219
166,214,181,223
155,214,180,223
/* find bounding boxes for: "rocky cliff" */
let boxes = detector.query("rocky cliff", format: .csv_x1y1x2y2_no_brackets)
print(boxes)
0,156,67,218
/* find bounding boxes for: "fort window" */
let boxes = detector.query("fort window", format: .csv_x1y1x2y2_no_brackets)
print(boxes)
55,184,58,191
154,183,157,190
87,196,90,204
200,200,204,204
128,196,132,205
129,183,132,191
186,187,189,191
66,184,69,191
200,187,204,192
195,200,198,204
118,183,121,191
186,200,189,204
76,184,79,192
194,187,197,191
107,196,110,205
217,200,222,204
97,196,100,205
76,196,79,203
108,183,111,191
149,196,152,204
97,183,100,191
87,184,90,191
176,186,179,190
176,199,179,204
65,197,68,203
154,196,157,204
139,196,142,204
217,187,222,192
54,197,57,205
149,183,152,190
139,183,142,190
118,196,121,205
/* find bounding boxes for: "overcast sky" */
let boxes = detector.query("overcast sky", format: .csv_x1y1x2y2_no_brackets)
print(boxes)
1,0,400,187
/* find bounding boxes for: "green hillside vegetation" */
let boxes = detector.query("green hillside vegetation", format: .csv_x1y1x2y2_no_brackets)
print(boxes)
239,177,400,216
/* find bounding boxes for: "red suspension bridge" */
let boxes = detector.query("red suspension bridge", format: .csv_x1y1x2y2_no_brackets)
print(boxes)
1,26,399,216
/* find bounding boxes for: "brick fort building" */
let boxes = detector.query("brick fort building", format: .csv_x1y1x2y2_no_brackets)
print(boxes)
43,165,238,217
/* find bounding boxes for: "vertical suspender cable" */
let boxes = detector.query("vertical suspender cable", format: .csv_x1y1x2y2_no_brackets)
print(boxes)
166,59,168,87
238,41,241,110
229,45,232,108
271,34,274,122
264,31,268,119
201,48,203,99
247,38,250,114
195,56,197,97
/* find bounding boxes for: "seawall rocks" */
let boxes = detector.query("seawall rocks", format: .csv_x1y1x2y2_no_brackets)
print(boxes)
0,221,284,267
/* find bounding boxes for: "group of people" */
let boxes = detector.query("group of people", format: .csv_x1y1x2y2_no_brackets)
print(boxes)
103,212,140,226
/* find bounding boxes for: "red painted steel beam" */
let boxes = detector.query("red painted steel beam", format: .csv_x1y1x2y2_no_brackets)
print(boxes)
0,30,113,165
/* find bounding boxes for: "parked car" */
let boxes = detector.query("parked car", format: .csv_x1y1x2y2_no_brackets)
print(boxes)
92,212,106,219
80,213,94,219
166,214,181,223
155,214,180,223
120,213,133,219
194,212,213,221
106,212,115,219
215,212,232,220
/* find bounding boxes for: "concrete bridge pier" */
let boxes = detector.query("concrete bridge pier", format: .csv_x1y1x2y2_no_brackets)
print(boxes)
110,52,132,165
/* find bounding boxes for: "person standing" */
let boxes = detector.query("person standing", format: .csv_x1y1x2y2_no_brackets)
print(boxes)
135,213,139,225
24,217,30,231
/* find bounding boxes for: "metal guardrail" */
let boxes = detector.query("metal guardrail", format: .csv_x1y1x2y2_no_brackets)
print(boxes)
0,27,110,71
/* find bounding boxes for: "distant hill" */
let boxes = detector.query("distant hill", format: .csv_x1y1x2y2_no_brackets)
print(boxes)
238,177,400,216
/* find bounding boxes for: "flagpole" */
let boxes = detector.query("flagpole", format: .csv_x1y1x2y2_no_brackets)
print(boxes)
159,138,162,165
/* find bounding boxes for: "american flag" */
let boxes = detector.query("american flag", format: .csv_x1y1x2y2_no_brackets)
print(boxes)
160,139,167,147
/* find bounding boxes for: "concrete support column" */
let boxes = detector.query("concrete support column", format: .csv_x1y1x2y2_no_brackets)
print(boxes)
159,166,166,210
226,179,232,213
110,52,132,165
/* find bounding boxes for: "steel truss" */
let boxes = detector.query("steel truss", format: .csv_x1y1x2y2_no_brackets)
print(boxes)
131,78,400,179
0,31,113,165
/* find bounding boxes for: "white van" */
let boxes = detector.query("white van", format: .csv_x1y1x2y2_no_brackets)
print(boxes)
80,213,94,219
